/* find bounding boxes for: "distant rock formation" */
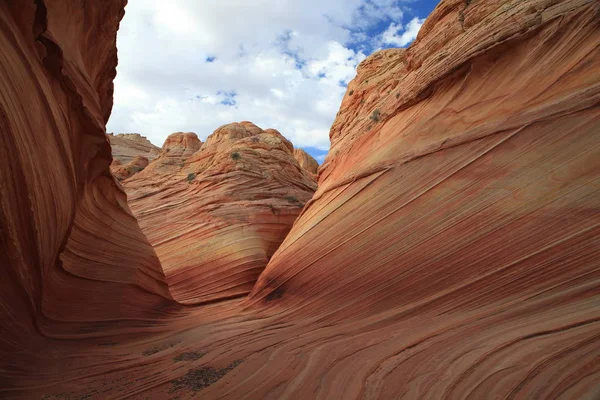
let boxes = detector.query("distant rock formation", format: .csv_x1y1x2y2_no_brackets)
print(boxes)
293,148,319,174
123,122,317,304
108,132,161,164
111,155,150,181
136,131,203,177
162,131,202,157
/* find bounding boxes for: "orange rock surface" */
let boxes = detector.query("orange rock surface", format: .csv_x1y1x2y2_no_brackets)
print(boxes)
123,122,317,305
111,155,150,180
162,131,202,157
108,132,161,164
1,0,599,399
293,147,319,174
131,131,203,180
247,1,600,398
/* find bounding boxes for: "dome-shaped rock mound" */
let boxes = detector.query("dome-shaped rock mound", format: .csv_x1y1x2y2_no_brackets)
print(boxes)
123,122,317,304
130,132,203,180
162,131,202,157
111,155,150,181
293,148,319,174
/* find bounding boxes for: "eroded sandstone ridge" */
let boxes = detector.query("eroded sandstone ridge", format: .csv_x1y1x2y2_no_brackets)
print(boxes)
293,147,319,174
108,132,161,164
111,155,149,180
108,132,161,179
1,0,599,399
123,123,317,304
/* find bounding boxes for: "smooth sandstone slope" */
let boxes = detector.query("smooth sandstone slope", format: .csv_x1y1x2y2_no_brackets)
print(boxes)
124,123,317,305
241,0,600,397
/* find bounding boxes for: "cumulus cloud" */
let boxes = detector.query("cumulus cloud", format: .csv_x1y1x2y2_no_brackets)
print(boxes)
380,17,425,47
107,0,427,153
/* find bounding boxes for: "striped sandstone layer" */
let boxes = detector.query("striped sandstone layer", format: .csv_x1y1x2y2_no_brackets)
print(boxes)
123,123,317,304
244,1,600,398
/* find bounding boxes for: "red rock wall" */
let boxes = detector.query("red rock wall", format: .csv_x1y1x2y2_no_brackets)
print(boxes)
0,0,174,359
252,0,600,312
243,0,600,396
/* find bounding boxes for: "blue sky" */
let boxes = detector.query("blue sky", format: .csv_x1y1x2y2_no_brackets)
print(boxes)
107,1,440,164
346,0,439,54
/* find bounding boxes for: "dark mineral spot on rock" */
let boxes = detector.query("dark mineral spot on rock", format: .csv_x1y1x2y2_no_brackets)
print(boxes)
170,360,243,392
142,340,181,356
173,351,206,362
265,287,284,302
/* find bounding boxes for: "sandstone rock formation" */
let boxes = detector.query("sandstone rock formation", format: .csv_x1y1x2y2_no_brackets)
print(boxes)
0,0,178,391
162,131,202,157
108,132,161,164
1,0,599,399
245,0,600,398
129,131,203,180
293,148,319,174
111,155,150,180
123,122,317,305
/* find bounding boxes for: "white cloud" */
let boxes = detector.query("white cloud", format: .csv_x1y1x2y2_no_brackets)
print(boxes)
107,1,425,152
380,17,425,47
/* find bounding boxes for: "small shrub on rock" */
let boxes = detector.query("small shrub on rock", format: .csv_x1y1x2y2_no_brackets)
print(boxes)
370,109,381,122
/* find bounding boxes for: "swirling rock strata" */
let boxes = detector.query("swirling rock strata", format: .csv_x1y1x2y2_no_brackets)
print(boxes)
2,0,600,399
244,0,600,397
0,0,175,383
124,123,317,304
